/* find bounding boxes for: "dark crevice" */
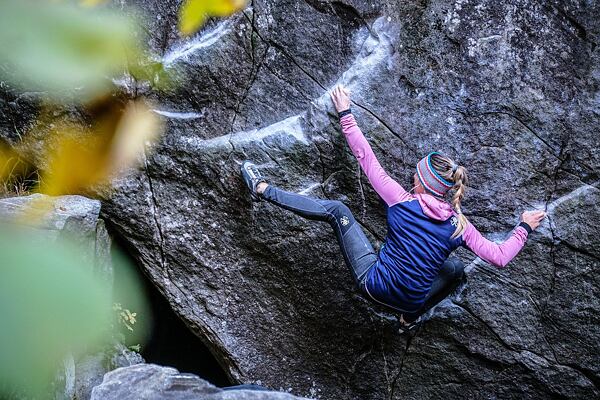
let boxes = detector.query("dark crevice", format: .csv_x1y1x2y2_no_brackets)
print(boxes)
461,108,594,184
478,110,560,158
354,215,385,243
389,333,416,400
243,6,329,92
452,301,517,352
268,40,328,91
234,36,266,127
355,163,368,220
313,140,329,189
225,5,271,161
473,265,540,303
317,161,386,243
559,240,600,263
561,364,600,392
541,139,568,313
302,0,369,33
260,144,284,169
261,60,316,101
544,1,597,48
142,158,166,272
142,154,187,301
107,228,232,387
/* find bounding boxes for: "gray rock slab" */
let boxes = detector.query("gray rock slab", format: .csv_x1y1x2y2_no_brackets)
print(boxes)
91,364,308,400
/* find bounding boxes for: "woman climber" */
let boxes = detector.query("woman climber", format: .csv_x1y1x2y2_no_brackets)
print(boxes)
240,84,546,331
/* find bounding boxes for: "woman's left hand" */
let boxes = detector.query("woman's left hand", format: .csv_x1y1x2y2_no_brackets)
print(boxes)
330,84,351,113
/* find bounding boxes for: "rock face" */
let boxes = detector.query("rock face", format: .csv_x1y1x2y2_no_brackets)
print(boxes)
2,0,600,399
91,364,308,400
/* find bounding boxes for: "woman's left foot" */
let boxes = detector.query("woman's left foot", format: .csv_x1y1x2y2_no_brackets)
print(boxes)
240,160,267,202
397,315,421,334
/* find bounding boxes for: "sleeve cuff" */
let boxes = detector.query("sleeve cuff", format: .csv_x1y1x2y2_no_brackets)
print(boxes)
518,222,532,235
338,109,352,118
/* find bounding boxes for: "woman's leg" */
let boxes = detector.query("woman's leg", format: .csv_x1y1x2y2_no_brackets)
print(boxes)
402,257,465,323
261,185,377,283
423,257,465,309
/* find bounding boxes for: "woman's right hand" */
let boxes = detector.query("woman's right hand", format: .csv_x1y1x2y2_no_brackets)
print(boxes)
521,210,546,231
330,84,351,113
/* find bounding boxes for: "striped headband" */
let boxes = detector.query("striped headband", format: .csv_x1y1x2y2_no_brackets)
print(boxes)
416,152,455,198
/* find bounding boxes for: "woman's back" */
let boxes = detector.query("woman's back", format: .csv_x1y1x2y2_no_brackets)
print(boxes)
365,195,463,311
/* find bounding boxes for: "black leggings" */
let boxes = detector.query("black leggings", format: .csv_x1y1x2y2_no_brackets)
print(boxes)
262,186,464,320
402,257,464,322
262,185,378,282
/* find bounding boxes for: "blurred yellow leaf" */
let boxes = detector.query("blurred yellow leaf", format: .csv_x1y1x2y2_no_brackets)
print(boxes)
108,101,163,175
80,0,109,7
37,98,163,197
179,0,247,36
0,143,39,198
0,144,26,183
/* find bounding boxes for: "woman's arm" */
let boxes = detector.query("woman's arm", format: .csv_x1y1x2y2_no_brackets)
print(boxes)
462,222,529,268
340,114,410,206
330,85,410,206
462,211,545,267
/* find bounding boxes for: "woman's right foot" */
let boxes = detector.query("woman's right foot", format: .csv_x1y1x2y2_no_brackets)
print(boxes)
240,160,267,202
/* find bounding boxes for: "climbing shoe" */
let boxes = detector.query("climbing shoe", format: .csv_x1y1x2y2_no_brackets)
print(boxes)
397,316,422,335
240,160,267,202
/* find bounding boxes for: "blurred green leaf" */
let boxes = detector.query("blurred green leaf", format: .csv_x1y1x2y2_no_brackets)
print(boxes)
128,58,177,92
0,0,142,101
0,227,112,397
0,221,150,398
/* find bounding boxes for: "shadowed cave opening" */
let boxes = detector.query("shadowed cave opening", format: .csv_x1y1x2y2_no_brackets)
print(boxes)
109,228,232,387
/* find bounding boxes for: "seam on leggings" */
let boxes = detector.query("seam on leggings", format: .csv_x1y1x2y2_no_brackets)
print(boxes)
349,225,377,256
356,260,377,282
363,284,420,314
264,193,330,219
344,224,377,279
330,211,354,277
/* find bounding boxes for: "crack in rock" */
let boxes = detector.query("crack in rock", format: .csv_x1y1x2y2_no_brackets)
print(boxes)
451,300,599,393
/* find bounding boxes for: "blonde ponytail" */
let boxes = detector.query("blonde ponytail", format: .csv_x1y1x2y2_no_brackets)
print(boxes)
430,154,469,238
450,166,468,238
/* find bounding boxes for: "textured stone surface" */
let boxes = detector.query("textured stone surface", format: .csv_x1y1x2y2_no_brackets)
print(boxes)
91,364,308,400
69,342,145,400
2,0,600,399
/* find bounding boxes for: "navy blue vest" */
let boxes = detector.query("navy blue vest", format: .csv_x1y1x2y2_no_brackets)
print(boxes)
364,199,464,312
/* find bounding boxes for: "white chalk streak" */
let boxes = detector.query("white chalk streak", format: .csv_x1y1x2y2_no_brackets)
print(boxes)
181,115,307,151
547,184,598,215
298,182,321,195
309,17,393,113
152,109,203,120
163,21,232,65
173,17,391,153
